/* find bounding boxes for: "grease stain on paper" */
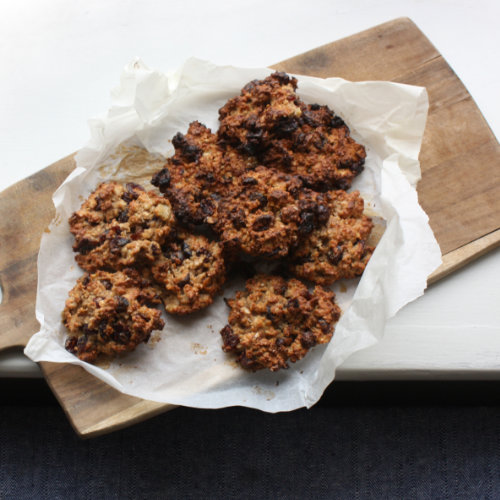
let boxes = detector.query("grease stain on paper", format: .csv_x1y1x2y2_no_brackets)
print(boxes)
252,385,275,401
98,143,167,187
191,342,207,355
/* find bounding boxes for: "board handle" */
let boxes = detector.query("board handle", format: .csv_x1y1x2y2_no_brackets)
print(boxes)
0,155,76,351
428,229,500,285
0,269,38,350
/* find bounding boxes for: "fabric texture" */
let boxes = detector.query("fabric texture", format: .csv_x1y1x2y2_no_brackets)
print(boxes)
1,399,500,499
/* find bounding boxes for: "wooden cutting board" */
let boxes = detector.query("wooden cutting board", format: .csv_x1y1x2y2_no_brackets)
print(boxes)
1,18,499,438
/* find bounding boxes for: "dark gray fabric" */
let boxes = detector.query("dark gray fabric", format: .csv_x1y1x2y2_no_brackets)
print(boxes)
1,403,499,499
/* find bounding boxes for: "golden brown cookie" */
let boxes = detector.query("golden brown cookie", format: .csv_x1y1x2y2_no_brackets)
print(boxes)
69,182,175,272
220,274,341,371
152,121,256,225
213,166,321,259
63,269,164,363
151,230,226,315
218,72,365,190
260,103,366,190
288,190,374,285
217,72,303,156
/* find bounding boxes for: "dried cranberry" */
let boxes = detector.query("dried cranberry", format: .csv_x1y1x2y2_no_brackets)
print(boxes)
151,168,171,191
115,329,130,344
242,177,258,186
231,209,246,229
220,325,239,350
239,354,254,369
200,198,214,216
110,237,130,253
271,71,293,86
181,241,192,258
266,306,276,322
242,79,259,93
65,336,77,353
74,237,97,255
300,330,317,348
115,296,129,312
327,246,343,265
316,204,330,224
249,192,268,209
330,115,345,128
275,337,286,348
172,133,202,162
318,319,331,334
252,214,273,231
274,116,299,137
178,273,191,289
298,212,315,235
117,209,129,222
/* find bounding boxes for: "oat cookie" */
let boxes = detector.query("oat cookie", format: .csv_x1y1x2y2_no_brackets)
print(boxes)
260,103,366,190
218,72,303,155
63,269,164,362
213,166,323,258
288,190,374,285
69,182,175,272
217,72,366,190
152,121,256,225
151,230,226,315
220,274,341,371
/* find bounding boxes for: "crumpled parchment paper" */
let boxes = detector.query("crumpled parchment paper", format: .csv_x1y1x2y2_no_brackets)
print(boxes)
24,58,442,411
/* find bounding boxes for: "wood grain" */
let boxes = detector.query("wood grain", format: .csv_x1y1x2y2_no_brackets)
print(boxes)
0,17,499,437
0,156,75,350
41,362,173,438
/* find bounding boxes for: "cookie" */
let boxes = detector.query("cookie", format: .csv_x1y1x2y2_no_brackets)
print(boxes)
69,182,175,272
260,103,366,190
213,166,321,258
220,274,341,371
218,72,366,190
152,121,256,225
218,72,303,156
151,230,226,315
288,190,374,285
63,269,164,362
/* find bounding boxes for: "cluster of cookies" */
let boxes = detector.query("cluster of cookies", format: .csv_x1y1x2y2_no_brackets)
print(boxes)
63,71,374,371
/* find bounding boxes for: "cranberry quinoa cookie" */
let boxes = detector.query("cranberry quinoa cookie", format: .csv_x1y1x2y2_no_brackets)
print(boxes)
261,102,366,190
288,190,374,285
151,230,226,315
217,72,366,190
63,269,164,363
69,182,175,272
220,274,341,371
152,121,256,225
213,166,329,258
218,72,303,156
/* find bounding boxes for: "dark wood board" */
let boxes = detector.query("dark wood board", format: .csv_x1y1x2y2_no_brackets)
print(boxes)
0,18,499,437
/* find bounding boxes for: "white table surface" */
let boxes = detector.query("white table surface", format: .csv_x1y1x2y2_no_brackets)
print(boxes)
1,0,499,379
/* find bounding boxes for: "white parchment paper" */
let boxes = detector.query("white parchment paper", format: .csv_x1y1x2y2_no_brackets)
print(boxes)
24,58,441,411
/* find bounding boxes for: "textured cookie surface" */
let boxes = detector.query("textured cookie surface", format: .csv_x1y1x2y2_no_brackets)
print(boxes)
261,103,366,190
288,190,374,285
151,230,226,315
63,269,164,362
69,182,175,272
218,72,303,155
213,166,333,259
220,274,341,371
218,73,365,190
152,121,256,225
213,166,302,258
